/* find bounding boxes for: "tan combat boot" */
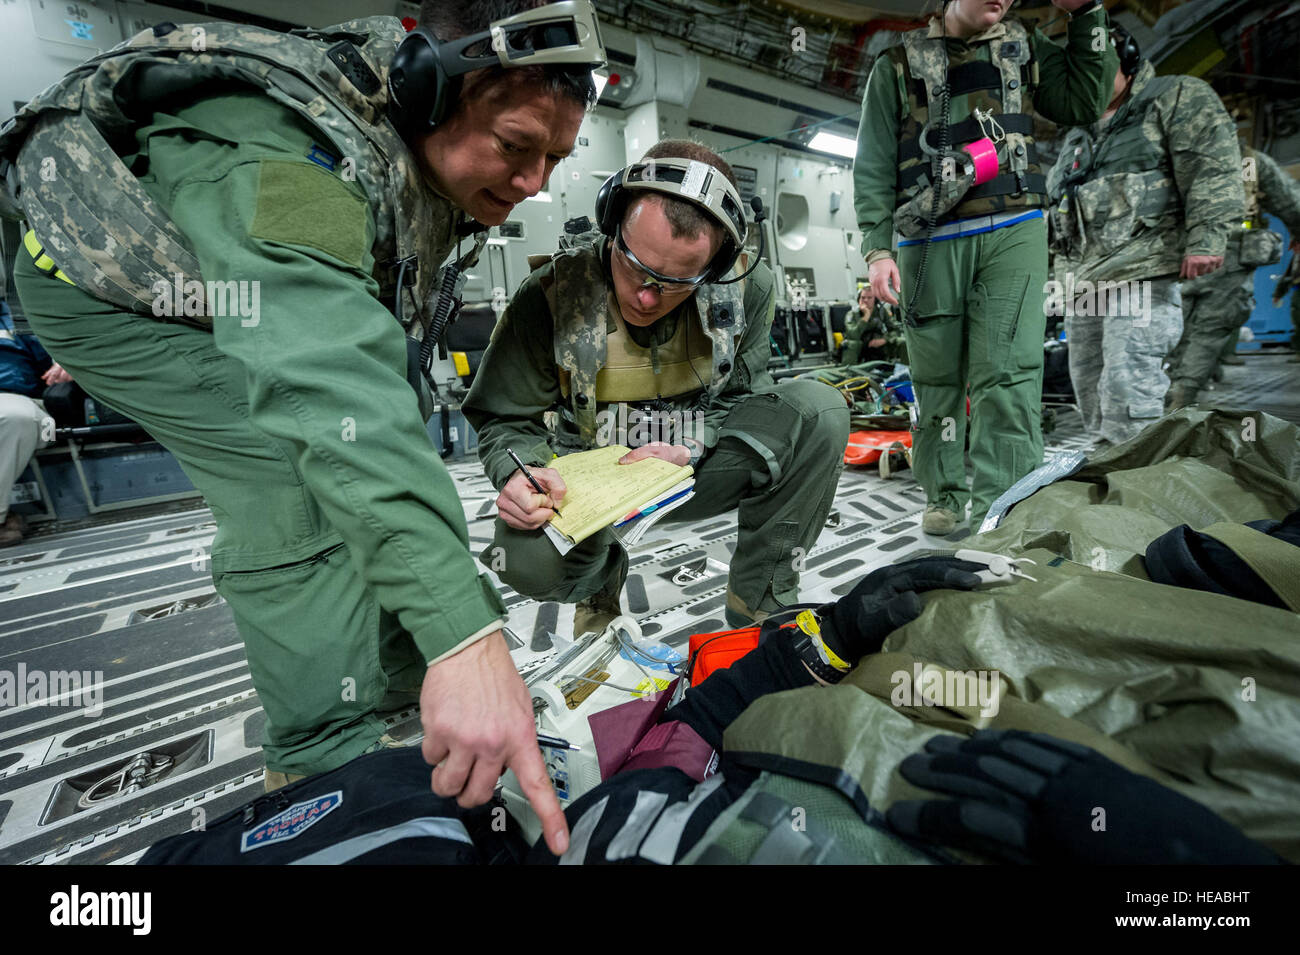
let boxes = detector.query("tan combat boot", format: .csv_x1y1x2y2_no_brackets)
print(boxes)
573,584,624,638
0,512,26,547
1165,380,1196,412
263,770,306,793
921,505,958,536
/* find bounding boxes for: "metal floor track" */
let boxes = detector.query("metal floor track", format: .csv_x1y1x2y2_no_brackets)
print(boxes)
1,355,1295,864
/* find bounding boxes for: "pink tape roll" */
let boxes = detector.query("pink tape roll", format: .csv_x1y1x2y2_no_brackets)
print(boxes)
963,137,999,186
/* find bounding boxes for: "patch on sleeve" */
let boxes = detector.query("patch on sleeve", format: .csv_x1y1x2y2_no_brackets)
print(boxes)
250,160,367,268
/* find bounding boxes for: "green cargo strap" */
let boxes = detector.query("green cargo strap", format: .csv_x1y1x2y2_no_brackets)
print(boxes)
1199,523,1300,613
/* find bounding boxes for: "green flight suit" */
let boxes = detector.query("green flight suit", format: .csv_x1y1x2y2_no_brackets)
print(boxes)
840,301,906,366
853,7,1117,526
462,247,848,619
12,90,506,777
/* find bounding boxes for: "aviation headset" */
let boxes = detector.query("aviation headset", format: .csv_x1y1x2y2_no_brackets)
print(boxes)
594,158,767,285
387,0,607,142
1110,23,1141,77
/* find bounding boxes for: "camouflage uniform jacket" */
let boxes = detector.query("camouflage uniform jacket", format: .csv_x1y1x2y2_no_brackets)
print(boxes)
1246,147,1300,236
0,16,477,335
1047,60,1245,285
463,239,777,490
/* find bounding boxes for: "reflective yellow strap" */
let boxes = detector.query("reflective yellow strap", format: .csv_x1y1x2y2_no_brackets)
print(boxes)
451,351,471,376
23,230,75,285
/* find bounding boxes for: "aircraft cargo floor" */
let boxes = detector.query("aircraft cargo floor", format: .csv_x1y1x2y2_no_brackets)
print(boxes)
1,353,1295,865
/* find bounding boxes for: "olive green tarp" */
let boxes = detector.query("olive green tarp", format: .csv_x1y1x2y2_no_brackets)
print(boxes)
724,409,1300,861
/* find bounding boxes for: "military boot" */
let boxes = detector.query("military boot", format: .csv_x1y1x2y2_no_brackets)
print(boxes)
263,770,306,793
724,587,787,629
573,582,624,638
0,513,26,547
1165,380,1197,412
921,505,958,536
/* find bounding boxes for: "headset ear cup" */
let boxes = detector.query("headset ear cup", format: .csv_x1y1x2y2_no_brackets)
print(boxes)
390,27,453,137
594,171,621,236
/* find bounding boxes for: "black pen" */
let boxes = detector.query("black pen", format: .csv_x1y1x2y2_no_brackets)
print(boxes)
537,733,581,752
506,447,561,516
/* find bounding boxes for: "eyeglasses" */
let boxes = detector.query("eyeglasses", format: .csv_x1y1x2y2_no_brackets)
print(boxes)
613,227,710,296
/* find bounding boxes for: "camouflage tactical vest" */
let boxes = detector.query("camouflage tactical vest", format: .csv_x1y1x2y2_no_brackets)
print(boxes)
1049,66,1184,258
534,232,745,447
0,16,481,335
888,18,1045,225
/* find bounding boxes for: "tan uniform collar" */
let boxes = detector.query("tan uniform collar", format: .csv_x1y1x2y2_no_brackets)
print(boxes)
925,16,1008,42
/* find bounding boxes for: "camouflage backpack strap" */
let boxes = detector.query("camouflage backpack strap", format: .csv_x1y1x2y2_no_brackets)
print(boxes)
1,17,444,328
691,265,746,398
547,234,610,446
9,108,206,318
0,40,208,318
992,19,1034,183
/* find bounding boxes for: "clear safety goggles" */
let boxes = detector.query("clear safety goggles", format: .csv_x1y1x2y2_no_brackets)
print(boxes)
613,226,711,296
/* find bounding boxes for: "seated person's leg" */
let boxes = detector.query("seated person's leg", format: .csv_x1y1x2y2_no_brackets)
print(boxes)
669,378,848,625
0,392,46,544
484,517,626,605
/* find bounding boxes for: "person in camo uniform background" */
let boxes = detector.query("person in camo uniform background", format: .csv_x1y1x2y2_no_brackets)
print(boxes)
1047,24,1244,447
1166,143,1300,405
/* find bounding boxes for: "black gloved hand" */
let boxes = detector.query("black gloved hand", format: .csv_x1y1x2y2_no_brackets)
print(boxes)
887,730,1282,865
819,556,984,664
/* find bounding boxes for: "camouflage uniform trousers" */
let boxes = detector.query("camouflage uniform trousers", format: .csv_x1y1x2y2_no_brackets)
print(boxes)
485,379,849,615
1168,267,1255,400
1065,276,1183,445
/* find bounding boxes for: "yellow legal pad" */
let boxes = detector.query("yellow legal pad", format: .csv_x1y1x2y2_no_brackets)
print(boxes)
548,445,694,546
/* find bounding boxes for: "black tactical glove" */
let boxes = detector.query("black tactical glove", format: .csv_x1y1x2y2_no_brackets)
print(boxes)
818,556,984,665
887,730,1283,865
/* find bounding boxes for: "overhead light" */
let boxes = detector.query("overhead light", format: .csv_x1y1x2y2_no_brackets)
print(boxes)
592,71,609,101
525,191,553,203
808,131,857,159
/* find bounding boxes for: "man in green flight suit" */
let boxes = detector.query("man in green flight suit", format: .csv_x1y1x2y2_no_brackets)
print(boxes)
853,0,1117,537
1166,144,1300,404
1,0,610,856
463,140,849,632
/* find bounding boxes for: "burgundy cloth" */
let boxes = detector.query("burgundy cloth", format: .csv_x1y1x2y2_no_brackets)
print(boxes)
588,678,717,783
